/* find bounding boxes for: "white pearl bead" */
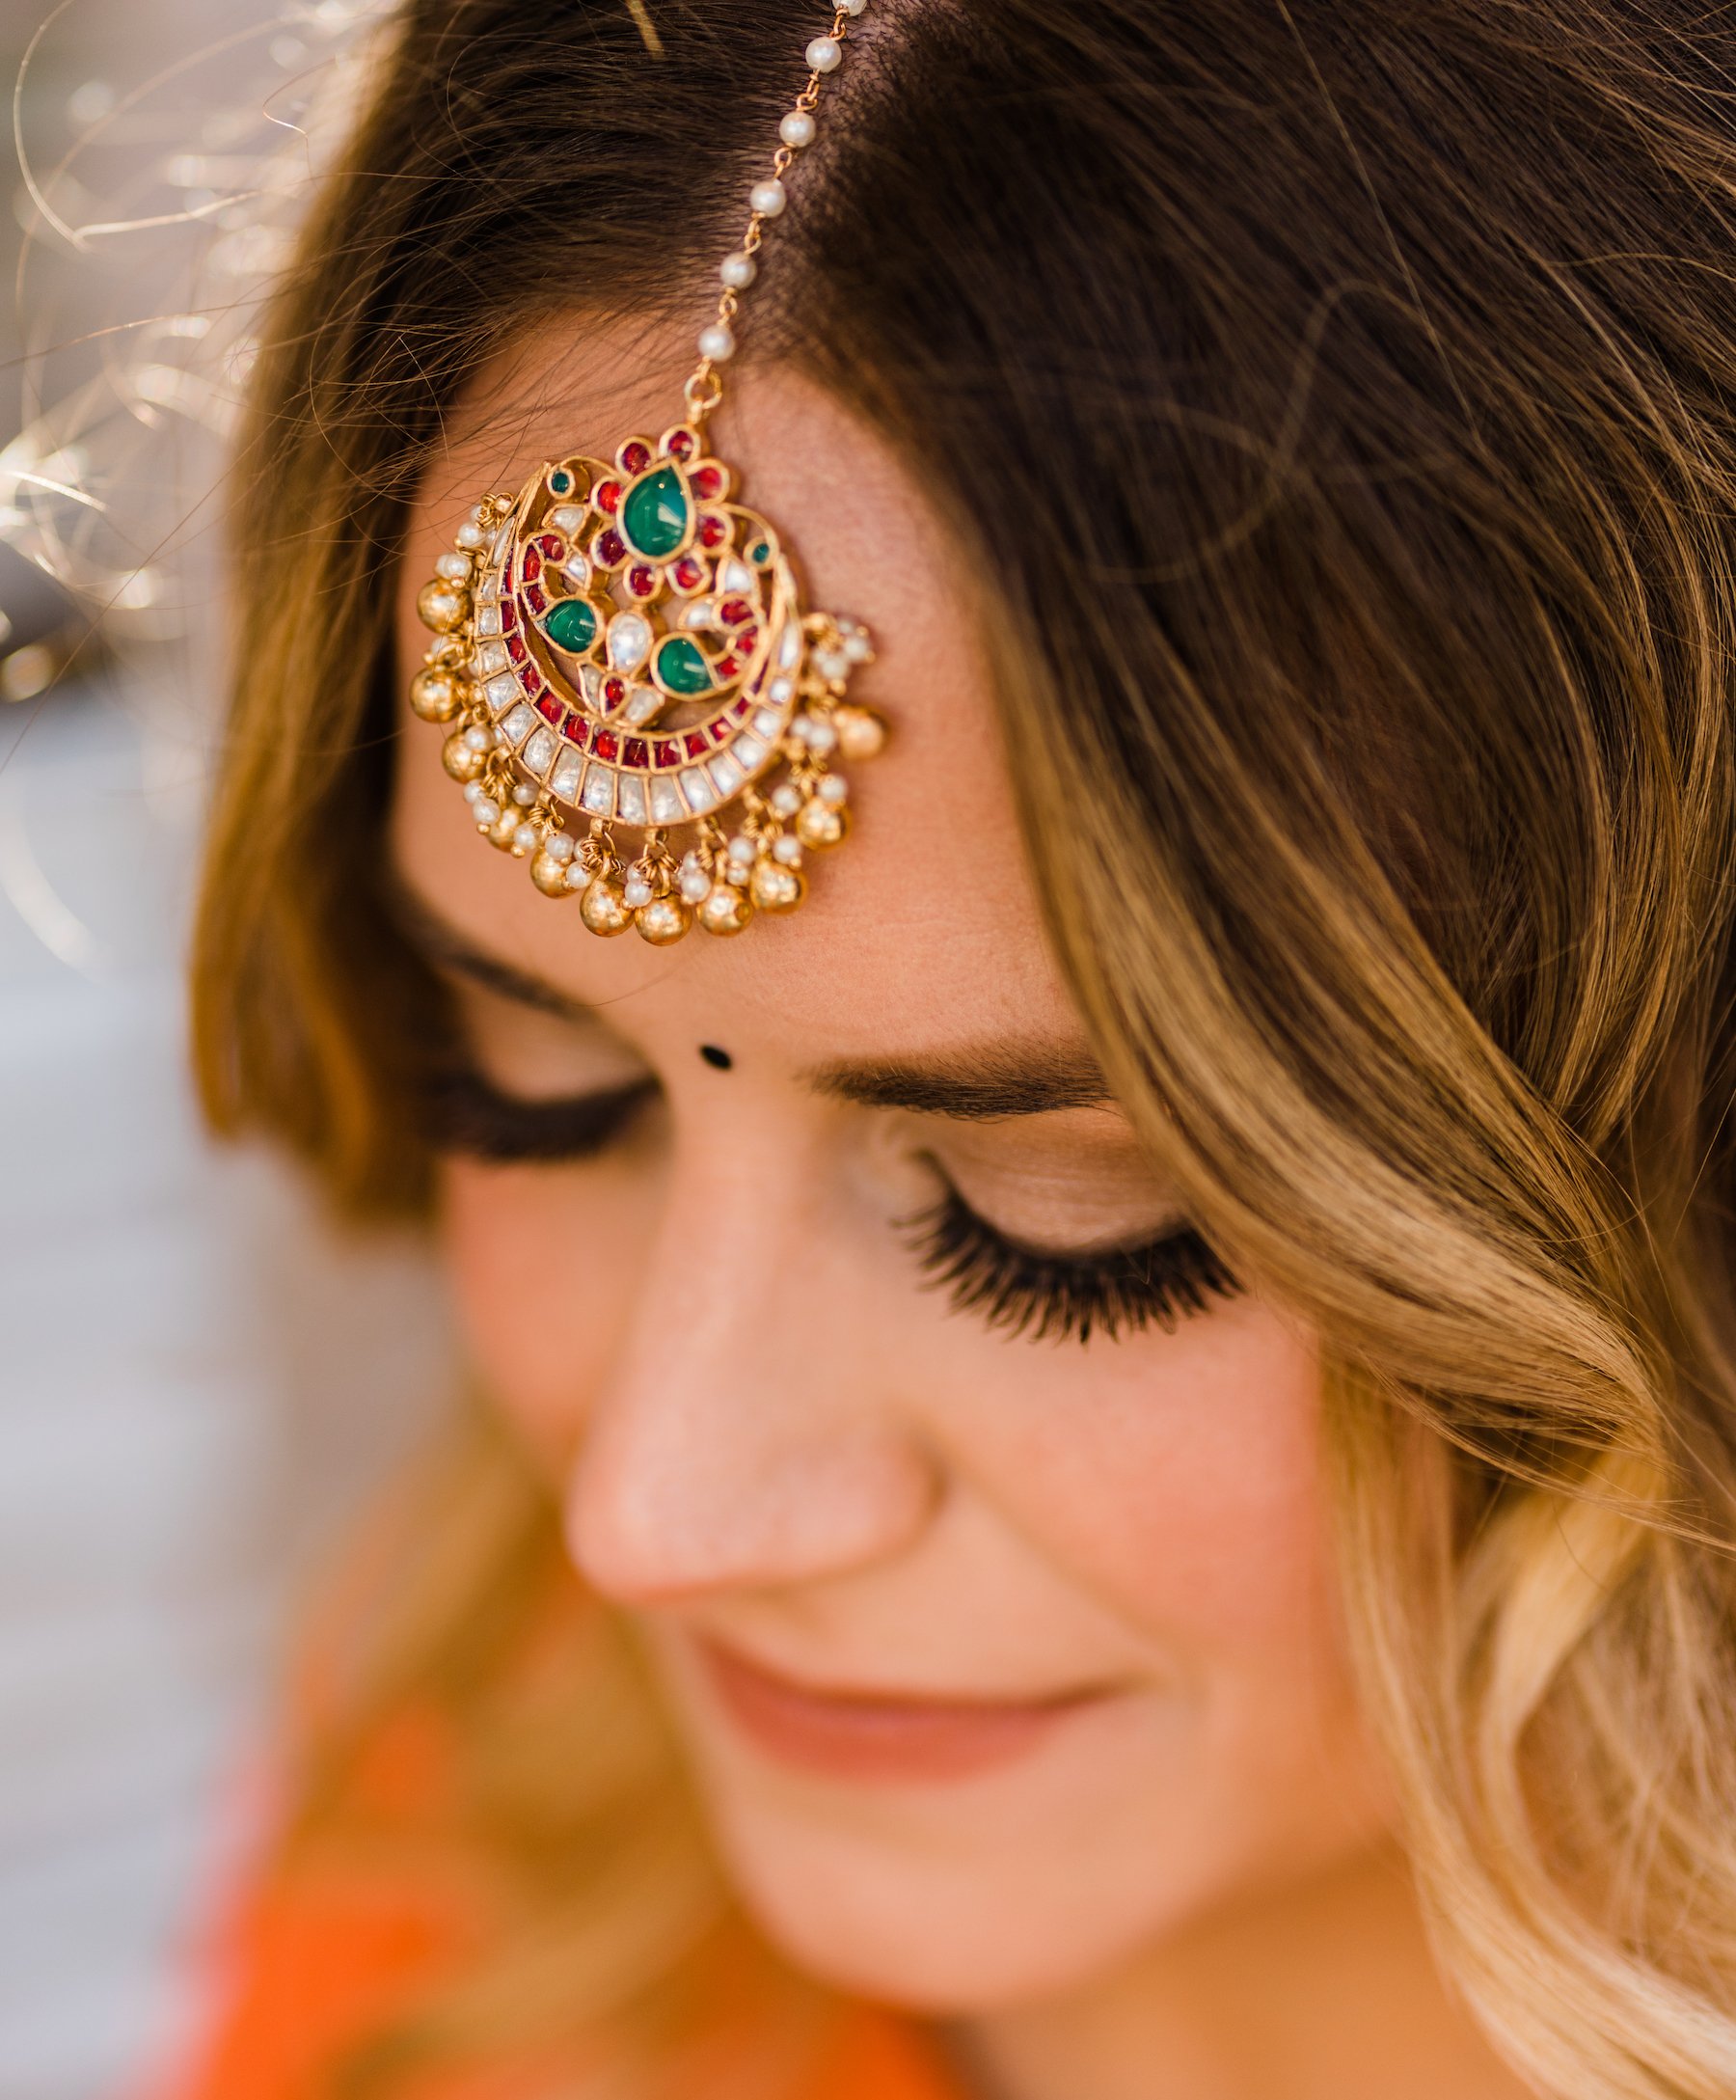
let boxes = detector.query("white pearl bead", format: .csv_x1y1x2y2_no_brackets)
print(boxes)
773,834,803,866
463,779,485,804
455,522,484,550
772,783,802,816
804,717,838,754
547,832,576,862
726,832,756,864
844,631,873,663
513,823,540,854
698,322,736,363
779,110,816,149
750,177,787,217
819,774,849,805
469,502,490,524
841,0,866,14
719,251,757,289
512,783,537,805
564,861,589,891
464,726,491,752
806,36,841,71
679,867,711,904
813,647,849,681
473,797,500,825
435,552,470,581
624,875,654,909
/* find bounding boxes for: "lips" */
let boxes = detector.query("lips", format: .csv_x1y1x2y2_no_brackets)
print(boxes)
695,1638,1115,1785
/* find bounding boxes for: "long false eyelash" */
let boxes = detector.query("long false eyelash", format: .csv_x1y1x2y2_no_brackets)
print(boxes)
904,1186,1241,1346
417,1065,659,1165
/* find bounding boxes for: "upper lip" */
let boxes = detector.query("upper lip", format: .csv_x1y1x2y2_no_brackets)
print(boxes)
694,1635,1123,1714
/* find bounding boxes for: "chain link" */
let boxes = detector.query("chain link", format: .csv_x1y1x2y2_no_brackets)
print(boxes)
685,2,859,423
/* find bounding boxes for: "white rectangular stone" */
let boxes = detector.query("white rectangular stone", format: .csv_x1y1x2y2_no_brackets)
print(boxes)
484,670,519,709
679,767,717,813
730,731,766,773
501,702,538,744
778,621,802,669
648,776,686,825
708,751,745,798
754,706,785,740
490,522,513,560
551,750,583,803
615,776,646,825
582,766,616,817
524,726,557,777
474,640,509,676
476,605,502,637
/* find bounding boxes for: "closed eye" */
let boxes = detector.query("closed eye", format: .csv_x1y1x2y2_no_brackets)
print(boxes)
418,1064,659,1164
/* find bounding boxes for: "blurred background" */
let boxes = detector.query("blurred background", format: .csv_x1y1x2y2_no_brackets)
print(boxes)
0,6,454,2095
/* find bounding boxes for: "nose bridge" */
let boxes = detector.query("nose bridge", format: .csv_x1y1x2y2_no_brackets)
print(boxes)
563,1113,937,1605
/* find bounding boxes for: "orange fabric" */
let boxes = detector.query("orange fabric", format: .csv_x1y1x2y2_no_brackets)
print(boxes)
166,1869,964,2100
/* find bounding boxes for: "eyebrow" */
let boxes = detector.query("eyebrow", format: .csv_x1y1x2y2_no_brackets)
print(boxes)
390,882,1115,1121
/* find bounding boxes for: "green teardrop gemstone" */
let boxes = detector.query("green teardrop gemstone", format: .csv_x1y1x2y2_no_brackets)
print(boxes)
655,634,715,695
543,596,597,654
619,465,692,560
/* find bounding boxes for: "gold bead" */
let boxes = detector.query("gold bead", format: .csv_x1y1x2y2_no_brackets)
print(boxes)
410,668,460,722
580,874,634,937
749,859,806,914
418,580,469,633
831,704,887,761
697,882,754,936
530,850,573,896
488,801,524,852
636,894,692,945
795,798,850,851
442,732,485,782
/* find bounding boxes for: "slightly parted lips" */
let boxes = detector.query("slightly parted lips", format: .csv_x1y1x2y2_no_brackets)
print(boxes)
695,1637,1121,1784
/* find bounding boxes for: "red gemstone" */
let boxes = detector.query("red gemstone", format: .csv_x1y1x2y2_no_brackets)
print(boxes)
505,631,528,664
535,532,565,559
520,547,541,583
672,555,705,591
560,713,585,742
731,695,751,719
685,730,710,758
603,675,626,711
525,582,547,614
719,596,752,626
627,564,656,598
519,664,543,695
715,654,741,679
735,625,759,653
622,737,649,769
596,479,621,515
595,527,626,565
593,730,619,762
698,513,728,550
665,426,697,461
499,596,517,630
619,441,652,476
691,464,725,500
709,716,732,744
654,739,681,767
537,694,562,723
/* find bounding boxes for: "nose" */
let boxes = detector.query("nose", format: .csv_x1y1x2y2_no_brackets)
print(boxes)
563,1147,939,1606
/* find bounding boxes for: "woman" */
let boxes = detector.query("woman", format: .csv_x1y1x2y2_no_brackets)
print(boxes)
179,0,1736,2094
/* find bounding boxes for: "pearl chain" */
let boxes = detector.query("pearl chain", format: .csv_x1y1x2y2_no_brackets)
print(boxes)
688,0,867,410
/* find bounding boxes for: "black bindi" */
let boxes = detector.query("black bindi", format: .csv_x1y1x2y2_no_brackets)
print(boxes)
699,1044,734,1072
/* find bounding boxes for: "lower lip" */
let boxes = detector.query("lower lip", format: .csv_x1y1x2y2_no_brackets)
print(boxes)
696,1641,1109,1785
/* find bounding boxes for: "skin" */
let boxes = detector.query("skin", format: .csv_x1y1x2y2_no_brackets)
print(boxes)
391,320,1532,2100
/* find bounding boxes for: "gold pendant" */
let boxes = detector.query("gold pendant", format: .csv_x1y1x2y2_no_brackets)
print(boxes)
413,418,886,944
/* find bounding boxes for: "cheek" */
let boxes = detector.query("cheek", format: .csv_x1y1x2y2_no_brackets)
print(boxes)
959,1301,1342,1682
438,1159,654,1463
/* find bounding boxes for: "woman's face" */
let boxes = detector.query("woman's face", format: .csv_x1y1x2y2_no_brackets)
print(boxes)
392,325,1396,2010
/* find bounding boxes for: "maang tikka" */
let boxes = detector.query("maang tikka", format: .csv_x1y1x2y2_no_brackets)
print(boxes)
410,3,885,944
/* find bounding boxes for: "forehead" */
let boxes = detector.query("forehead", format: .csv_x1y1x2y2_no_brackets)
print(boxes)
392,318,1077,1064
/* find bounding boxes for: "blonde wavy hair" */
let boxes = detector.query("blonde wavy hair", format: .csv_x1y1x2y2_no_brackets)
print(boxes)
193,0,1736,2092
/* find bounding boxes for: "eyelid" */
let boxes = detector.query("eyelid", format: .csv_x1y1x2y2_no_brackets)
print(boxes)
420,1065,659,1164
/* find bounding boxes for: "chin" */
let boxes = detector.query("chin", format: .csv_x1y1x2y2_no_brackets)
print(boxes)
702,1792,1213,2013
